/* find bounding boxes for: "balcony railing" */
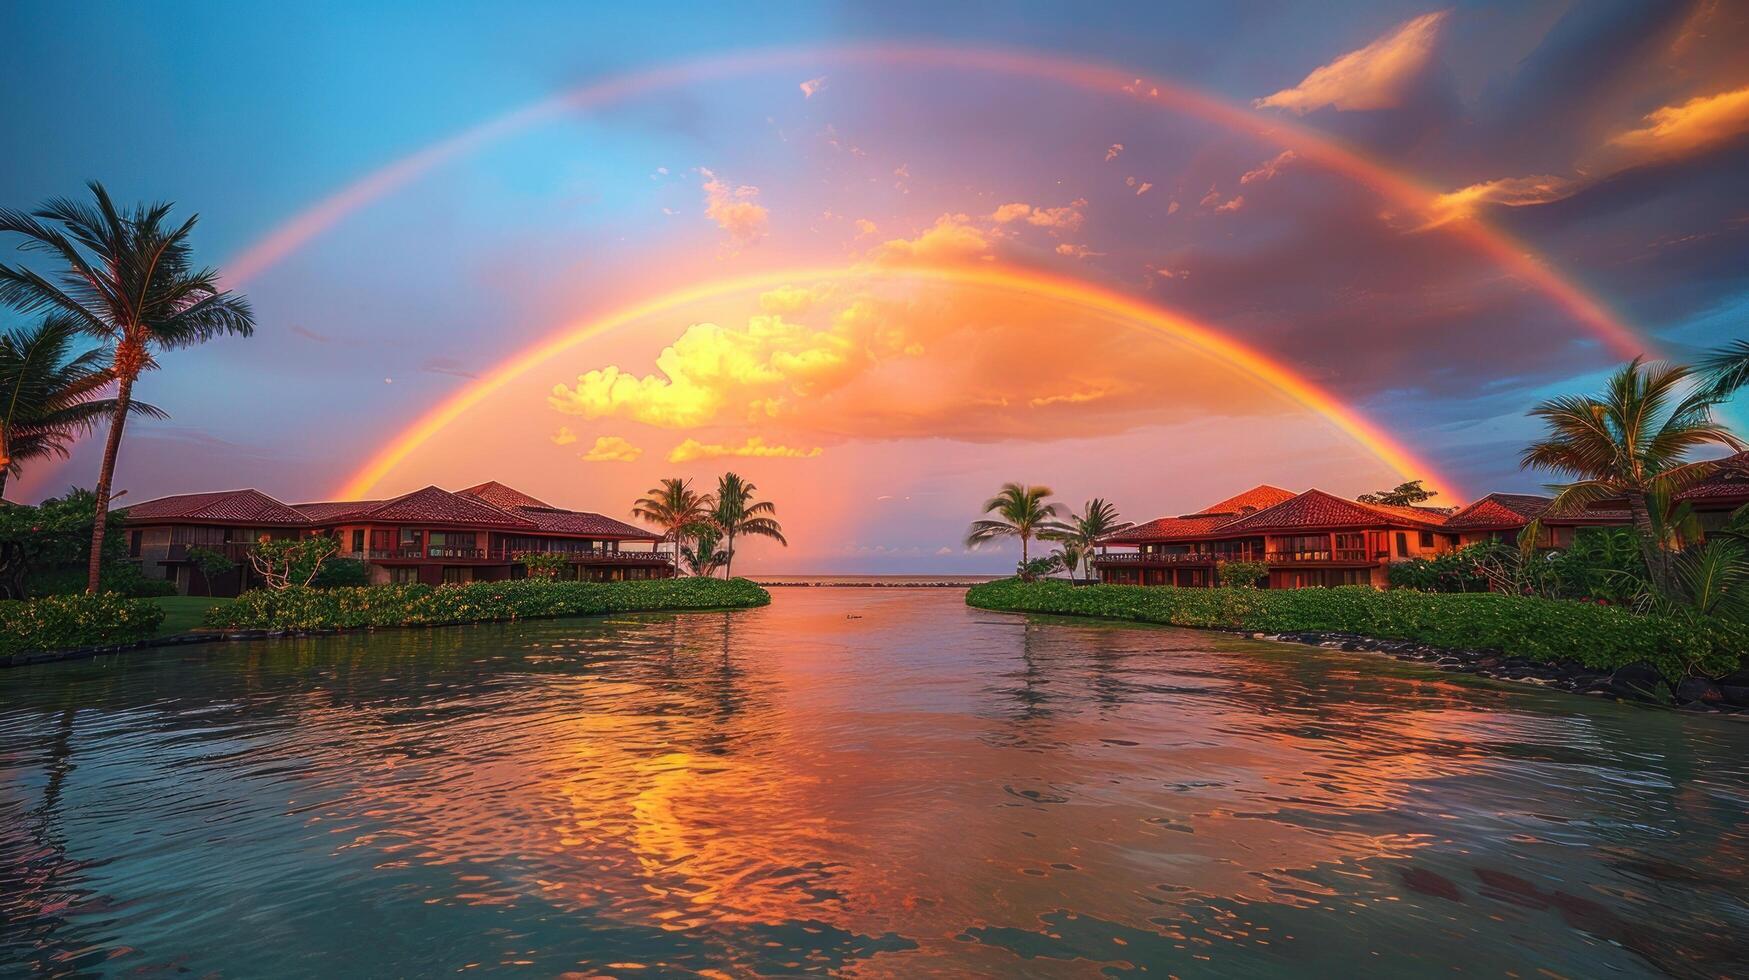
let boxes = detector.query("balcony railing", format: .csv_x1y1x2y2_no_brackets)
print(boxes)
1096,548,1373,567
345,547,673,565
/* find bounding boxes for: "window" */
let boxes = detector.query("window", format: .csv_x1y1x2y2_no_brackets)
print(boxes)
129,530,143,558
1395,532,1409,557
351,529,365,553
390,566,419,584
442,567,472,585
1418,531,1435,548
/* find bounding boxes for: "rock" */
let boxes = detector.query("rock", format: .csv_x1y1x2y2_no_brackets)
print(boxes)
1609,662,1668,703
1674,678,1722,704
1718,685,1749,708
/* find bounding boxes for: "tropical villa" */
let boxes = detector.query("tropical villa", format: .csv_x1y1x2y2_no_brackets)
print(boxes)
118,480,671,596
1094,482,1648,589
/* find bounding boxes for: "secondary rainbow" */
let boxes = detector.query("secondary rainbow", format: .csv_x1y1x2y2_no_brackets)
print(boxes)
227,42,1652,359
335,262,1462,500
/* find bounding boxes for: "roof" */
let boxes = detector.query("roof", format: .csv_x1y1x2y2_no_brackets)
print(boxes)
1675,451,1749,504
1444,493,1552,531
342,485,538,529
457,481,555,510
510,506,660,540
120,489,310,526
1101,514,1242,545
1191,484,1298,516
1221,489,1450,533
292,499,382,522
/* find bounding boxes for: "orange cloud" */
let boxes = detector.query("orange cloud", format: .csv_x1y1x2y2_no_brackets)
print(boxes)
581,435,643,462
799,75,826,98
990,199,1086,231
668,436,822,463
1104,143,1124,162
1215,195,1246,213
1424,174,1578,226
1054,243,1105,259
853,218,878,236
1607,85,1749,162
551,426,578,446
698,168,769,247
870,214,991,264
1240,150,1298,184
1255,11,1447,114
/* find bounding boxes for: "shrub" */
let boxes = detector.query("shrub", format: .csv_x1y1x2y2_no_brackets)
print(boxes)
1217,559,1269,588
518,552,569,580
966,580,1744,680
311,557,369,589
0,592,166,656
205,576,770,632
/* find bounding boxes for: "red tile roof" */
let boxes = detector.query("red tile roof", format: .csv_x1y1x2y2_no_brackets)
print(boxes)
292,499,382,523
343,486,538,529
1101,514,1241,545
120,489,310,526
1676,451,1749,503
510,506,660,540
1191,484,1298,516
1221,489,1450,533
1444,493,1552,531
457,481,555,510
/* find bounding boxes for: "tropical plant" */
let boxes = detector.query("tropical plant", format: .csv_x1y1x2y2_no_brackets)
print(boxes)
247,536,340,591
1016,554,1064,583
185,544,236,596
710,472,784,578
1357,480,1439,507
966,483,1064,566
1217,559,1270,588
632,477,712,567
1045,498,1130,583
1698,339,1749,401
0,316,164,501
518,552,569,580
1521,357,1742,591
0,182,254,592
1660,539,1749,623
680,520,731,577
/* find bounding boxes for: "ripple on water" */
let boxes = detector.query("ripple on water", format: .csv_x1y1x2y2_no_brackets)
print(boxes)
2,589,1747,977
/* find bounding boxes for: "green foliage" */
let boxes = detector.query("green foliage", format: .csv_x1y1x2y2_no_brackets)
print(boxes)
205,577,771,631
1016,554,1063,583
679,522,730,577
0,487,133,598
0,591,164,655
1218,559,1270,588
967,580,1744,680
186,545,236,580
1357,480,1439,506
310,557,369,589
1386,544,1498,593
247,536,340,590
517,552,569,580
967,483,1064,565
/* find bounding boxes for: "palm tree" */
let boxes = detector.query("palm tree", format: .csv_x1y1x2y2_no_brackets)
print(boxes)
1699,339,1749,401
1,316,163,501
1047,498,1131,582
966,483,1064,567
710,472,785,578
632,477,711,569
680,519,731,577
0,182,253,591
1521,357,1743,589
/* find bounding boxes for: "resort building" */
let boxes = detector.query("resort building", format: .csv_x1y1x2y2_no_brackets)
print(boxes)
119,480,671,596
1095,483,1635,589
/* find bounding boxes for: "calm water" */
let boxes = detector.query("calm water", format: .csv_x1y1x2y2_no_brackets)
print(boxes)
2,590,1746,978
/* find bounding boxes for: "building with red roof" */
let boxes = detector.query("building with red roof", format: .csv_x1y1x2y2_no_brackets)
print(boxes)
1095,482,1625,589
118,482,669,596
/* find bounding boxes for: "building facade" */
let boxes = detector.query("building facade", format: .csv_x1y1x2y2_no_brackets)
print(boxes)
120,480,672,596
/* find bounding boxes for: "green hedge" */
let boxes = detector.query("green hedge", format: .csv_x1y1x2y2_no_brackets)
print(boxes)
205,577,771,631
967,580,1744,680
0,592,167,656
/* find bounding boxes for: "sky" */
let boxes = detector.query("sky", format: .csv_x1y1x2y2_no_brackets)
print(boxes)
2,0,1747,573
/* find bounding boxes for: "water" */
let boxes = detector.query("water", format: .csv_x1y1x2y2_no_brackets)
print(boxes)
2,589,1746,978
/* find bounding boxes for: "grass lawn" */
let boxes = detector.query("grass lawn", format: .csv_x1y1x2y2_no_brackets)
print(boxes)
152,596,232,636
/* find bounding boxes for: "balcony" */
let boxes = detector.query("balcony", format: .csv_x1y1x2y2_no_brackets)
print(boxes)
1095,548,1373,567
346,547,673,565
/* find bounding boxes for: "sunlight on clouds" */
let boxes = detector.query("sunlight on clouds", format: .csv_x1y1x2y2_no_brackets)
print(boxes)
551,426,578,445
990,199,1086,232
1424,175,1578,227
1608,86,1749,162
581,435,643,462
698,167,769,247
1255,11,1447,114
870,214,992,264
1240,150,1297,185
668,436,822,462
799,75,826,98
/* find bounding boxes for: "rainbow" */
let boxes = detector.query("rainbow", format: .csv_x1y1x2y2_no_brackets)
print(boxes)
227,42,1651,360
335,262,1462,499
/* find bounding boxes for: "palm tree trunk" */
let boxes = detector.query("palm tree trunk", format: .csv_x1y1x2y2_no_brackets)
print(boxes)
85,372,134,594
1623,489,1666,592
724,530,735,579
0,466,8,503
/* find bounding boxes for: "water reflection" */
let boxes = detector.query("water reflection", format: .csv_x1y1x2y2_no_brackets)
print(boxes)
2,589,1746,977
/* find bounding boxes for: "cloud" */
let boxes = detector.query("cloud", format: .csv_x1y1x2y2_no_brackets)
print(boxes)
698,168,769,246
422,356,479,379
1255,11,1448,114
1424,174,1579,226
1104,143,1124,162
581,435,643,462
1240,150,1298,185
668,436,822,463
551,426,578,446
854,218,878,236
990,199,1086,231
870,214,992,264
1606,85,1749,162
1215,195,1246,213
799,75,826,98
1054,243,1105,259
